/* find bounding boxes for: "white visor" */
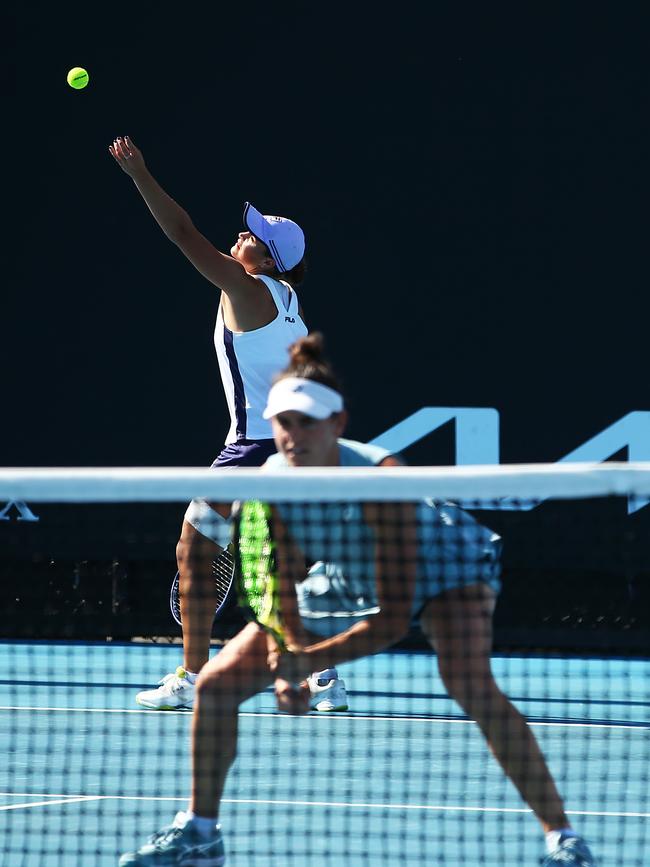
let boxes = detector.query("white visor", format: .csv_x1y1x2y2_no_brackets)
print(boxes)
263,377,344,420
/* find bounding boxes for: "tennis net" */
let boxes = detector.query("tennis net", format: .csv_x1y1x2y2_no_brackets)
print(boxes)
0,463,648,866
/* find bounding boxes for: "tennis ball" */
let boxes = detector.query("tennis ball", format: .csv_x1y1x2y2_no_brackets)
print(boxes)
67,67,89,89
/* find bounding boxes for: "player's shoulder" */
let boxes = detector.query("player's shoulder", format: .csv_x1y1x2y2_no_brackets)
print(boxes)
262,451,289,470
338,438,395,467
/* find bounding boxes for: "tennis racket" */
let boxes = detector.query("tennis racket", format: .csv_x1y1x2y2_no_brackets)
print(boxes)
233,500,371,647
169,546,236,627
233,499,288,649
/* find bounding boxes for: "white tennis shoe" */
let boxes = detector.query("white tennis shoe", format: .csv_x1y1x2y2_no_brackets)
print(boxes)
136,667,196,710
307,674,349,712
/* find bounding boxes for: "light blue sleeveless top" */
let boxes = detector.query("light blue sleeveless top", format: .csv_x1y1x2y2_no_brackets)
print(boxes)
264,438,502,637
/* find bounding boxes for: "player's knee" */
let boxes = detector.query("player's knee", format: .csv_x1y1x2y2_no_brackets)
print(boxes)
438,662,500,717
196,664,233,702
196,665,253,712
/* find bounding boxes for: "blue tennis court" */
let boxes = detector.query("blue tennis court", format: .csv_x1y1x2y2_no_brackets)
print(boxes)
1,641,648,866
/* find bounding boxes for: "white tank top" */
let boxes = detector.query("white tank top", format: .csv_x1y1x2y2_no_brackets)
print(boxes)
215,275,308,443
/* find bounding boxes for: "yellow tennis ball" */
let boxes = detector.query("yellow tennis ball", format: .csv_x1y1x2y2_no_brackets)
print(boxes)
67,67,89,89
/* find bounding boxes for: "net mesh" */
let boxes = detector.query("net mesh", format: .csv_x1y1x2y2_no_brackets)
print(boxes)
1,464,649,866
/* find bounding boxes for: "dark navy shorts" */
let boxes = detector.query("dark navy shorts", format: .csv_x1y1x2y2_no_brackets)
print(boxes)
185,440,278,543
210,439,278,469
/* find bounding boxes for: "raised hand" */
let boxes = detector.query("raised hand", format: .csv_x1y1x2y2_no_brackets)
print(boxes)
109,136,145,177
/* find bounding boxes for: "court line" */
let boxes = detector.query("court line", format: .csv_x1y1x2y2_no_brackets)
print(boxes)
0,793,647,819
0,705,183,715
0,796,105,811
3,681,647,710
0,706,646,729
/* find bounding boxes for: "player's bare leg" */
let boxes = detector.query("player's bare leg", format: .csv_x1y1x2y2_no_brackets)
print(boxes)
176,504,230,674
420,584,568,832
190,622,272,817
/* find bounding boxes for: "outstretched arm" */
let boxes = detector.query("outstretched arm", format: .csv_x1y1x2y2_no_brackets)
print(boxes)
109,136,253,294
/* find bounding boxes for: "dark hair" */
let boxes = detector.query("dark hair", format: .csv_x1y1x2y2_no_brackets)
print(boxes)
278,256,307,288
256,236,307,288
278,332,343,394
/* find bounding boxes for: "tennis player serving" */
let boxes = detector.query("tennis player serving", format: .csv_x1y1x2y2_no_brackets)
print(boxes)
109,136,347,714
119,334,596,867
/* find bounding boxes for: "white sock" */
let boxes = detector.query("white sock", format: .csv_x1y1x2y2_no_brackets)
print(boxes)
545,828,577,853
184,670,198,683
184,810,218,838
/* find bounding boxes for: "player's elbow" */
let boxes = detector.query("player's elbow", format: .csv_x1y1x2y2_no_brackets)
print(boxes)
163,211,196,246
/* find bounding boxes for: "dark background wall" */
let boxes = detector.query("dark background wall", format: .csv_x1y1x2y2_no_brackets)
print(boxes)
4,5,649,648
5,5,649,469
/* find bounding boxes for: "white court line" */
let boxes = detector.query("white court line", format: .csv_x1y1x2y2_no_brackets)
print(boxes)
0,793,647,819
0,705,187,715
0,705,645,730
0,796,105,811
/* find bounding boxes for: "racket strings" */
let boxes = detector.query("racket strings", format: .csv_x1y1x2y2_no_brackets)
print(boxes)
169,547,236,626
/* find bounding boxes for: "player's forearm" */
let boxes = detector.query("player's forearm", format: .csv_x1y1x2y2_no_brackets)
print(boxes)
301,614,408,670
129,167,195,245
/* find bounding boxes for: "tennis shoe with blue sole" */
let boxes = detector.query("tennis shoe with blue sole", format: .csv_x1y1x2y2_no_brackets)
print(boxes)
136,667,196,710
119,812,225,866
541,834,596,866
